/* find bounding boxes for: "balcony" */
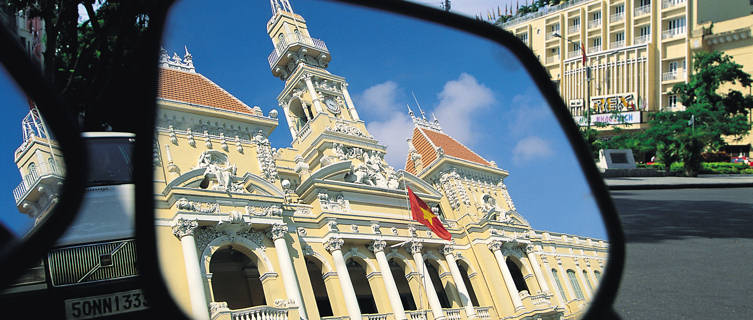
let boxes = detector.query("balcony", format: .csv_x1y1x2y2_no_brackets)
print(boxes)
662,70,685,81
546,32,559,40
588,45,602,53
211,304,295,320
662,0,686,9
662,28,686,39
634,5,651,16
588,19,601,29
635,34,651,44
474,307,491,319
610,40,625,49
13,162,64,204
568,50,582,59
267,33,329,68
610,12,624,23
568,25,580,34
406,310,427,320
546,55,560,65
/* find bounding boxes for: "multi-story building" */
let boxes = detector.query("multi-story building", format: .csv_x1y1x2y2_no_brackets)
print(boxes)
153,2,607,320
499,0,753,156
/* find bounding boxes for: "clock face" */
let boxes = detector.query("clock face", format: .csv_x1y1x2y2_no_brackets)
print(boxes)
325,97,340,113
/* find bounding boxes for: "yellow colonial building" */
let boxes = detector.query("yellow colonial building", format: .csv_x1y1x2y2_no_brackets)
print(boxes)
499,0,753,156
153,2,608,320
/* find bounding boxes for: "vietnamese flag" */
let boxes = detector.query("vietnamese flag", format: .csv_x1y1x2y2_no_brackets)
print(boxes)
407,186,452,241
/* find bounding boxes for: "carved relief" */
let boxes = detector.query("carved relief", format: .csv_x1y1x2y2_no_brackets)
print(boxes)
253,130,279,182
327,120,371,138
176,198,219,213
172,218,198,238
317,191,351,213
439,169,470,209
196,150,245,193
245,204,283,217
341,148,399,189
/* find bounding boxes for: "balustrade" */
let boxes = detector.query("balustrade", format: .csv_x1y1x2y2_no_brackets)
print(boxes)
228,305,291,320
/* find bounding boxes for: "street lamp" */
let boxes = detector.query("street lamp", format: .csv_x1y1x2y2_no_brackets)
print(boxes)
553,32,591,131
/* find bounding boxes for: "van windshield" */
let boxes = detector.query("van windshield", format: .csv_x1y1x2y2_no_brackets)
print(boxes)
86,137,134,186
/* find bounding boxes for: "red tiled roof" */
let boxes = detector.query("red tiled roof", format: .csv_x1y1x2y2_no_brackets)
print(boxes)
405,126,490,174
158,68,254,115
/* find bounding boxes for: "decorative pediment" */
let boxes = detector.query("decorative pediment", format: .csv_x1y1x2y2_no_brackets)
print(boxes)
162,168,284,197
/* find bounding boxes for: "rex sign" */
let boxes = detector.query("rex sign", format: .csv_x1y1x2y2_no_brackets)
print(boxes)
591,93,637,113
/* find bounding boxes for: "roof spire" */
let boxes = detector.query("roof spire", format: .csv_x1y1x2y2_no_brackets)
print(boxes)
406,104,415,118
411,91,426,120
271,0,294,15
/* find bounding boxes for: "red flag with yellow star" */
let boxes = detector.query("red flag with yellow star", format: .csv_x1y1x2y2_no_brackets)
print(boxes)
407,186,451,241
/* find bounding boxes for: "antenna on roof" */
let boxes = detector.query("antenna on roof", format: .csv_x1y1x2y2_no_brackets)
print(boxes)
440,0,451,12
411,91,426,120
406,104,415,118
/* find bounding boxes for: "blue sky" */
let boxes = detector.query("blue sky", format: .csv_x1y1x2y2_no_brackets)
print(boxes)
0,0,607,241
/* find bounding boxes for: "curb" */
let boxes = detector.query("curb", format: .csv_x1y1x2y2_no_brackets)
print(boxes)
607,182,753,190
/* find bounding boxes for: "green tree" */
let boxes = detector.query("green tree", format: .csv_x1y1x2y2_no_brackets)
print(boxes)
669,51,753,176
7,0,160,131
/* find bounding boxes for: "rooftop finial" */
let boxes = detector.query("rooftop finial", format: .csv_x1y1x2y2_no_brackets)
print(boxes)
406,104,415,118
411,91,426,120
271,0,294,15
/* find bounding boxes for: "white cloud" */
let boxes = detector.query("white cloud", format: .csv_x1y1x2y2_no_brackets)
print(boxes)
434,73,495,144
512,136,553,165
356,81,400,117
507,92,551,137
366,113,414,168
356,81,412,167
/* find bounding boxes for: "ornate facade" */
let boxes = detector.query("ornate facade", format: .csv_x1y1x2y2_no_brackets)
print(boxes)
154,2,608,320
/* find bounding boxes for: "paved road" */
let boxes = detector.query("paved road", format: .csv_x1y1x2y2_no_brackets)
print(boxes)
609,188,753,319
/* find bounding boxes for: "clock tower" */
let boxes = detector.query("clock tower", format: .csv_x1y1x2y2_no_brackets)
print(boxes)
267,0,362,140
267,0,389,178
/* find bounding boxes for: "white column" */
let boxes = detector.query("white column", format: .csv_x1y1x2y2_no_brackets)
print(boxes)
540,256,566,309
523,245,549,294
555,258,576,301
304,74,324,114
172,218,210,320
488,241,524,311
441,245,476,318
340,83,360,121
270,223,308,320
325,237,361,320
410,241,445,320
371,240,406,320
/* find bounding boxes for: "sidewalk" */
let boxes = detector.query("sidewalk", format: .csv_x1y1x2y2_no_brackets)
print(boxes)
604,174,753,190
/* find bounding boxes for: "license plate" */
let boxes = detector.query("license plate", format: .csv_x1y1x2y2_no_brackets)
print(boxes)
65,289,148,320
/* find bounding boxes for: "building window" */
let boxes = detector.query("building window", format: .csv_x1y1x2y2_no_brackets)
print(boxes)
592,11,601,21
518,32,528,43
551,23,560,34
640,25,651,37
347,259,379,314
567,269,585,300
668,61,679,73
592,37,602,48
458,262,480,307
583,270,594,291
615,32,625,42
615,4,625,15
668,94,678,108
668,17,686,31
640,0,651,6
552,269,568,302
426,260,452,308
506,258,530,293
594,270,601,281
389,260,418,310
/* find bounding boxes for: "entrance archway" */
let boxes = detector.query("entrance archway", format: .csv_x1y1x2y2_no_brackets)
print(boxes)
346,258,378,314
209,247,266,309
305,257,334,317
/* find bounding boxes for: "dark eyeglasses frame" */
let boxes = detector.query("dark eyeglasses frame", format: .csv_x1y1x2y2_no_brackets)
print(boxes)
0,1,625,319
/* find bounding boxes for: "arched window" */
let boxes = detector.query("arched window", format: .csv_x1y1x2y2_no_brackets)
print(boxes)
457,262,480,307
47,157,56,172
305,258,333,317
551,269,567,302
594,270,601,281
424,260,451,308
27,162,37,177
583,270,593,291
388,259,417,310
346,259,378,314
506,258,529,293
566,269,585,300
209,247,266,310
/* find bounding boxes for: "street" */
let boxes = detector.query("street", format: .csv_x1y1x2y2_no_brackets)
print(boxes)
610,187,753,319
